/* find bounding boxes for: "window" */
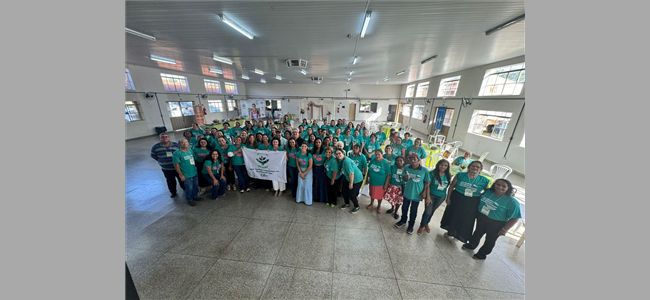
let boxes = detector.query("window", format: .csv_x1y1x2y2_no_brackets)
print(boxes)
227,99,237,111
520,133,525,148
467,110,513,141
125,101,142,122
437,76,461,97
224,82,238,94
208,100,224,113
360,102,372,113
412,105,425,120
160,73,190,93
415,82,429,97
203,79,222,94
401,104,411,116
125,69,136,90
443,108,454,126
266,100,282,110
479,63,525,96
166,101,195,117
405,84,415,98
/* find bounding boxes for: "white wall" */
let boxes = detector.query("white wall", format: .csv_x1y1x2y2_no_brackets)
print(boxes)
398,56,526,175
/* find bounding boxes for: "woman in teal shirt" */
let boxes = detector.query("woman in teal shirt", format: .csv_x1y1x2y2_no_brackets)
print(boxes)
324,147,341,207
362,134,381,160
462,179,521,260
392,137,407,158
228,136,250,193
216,137,236,191
336,149,363,214
311,138,327,203
306,134,316,152
295,143,314,205
352,128,363,148
348,144,368,175
405,138,427,162
286,138,300,198
395,153,431,235
365,149,391,214
341,129,355,152
193,138,212,195
383,155,406,220
269,138,286,197
190,123,204,138
441,160,491,244
402,132,414,149
382,145,397,165
452,151,473,169
255,135,273,191
418,159,452,235
202,150,226,200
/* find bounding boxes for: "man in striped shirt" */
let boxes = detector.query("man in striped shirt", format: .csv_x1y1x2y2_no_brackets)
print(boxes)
151,132,184,197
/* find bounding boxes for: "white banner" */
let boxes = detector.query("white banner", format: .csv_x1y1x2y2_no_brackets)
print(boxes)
239,100,266,120
242,147,287,183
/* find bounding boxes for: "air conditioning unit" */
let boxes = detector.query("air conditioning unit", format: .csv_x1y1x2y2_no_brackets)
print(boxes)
286,59,308,68
310,77,323,82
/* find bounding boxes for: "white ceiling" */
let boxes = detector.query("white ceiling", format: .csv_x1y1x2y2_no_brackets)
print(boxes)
125,1,525,85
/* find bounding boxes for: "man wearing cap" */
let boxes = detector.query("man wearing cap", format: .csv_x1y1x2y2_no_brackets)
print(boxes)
395,153,431,234
151,133,184,197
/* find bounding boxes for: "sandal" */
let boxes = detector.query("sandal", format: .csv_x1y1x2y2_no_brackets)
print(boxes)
246,188,251,192
377,208,382,214
227,186,231,191
425,224,431,233
366,204,373,210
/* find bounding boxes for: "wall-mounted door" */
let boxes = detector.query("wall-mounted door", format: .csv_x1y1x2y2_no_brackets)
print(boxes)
349,103,356,121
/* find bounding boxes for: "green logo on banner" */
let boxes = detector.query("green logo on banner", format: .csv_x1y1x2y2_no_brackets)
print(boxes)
257,155,269,165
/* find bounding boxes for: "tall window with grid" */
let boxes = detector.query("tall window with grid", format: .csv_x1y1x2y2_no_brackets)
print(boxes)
401,104,411,116
437,76,461,97
227,99,237,111
125,69,136,90
415,82,429,97
479,63,525,96
204,79,222,94
208,100,224,113
412,105,425,120
443,108,454,126
224,82,238,94
125,101,142,122
160,73,190,93
405,84,415,98
467,110,513,141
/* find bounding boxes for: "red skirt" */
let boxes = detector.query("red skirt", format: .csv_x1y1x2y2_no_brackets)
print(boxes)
382,184,403,206
369,185,385,200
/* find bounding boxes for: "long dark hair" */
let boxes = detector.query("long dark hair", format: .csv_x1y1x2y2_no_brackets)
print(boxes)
489,178,515,196
206,149,223,165
432,159,452,186
198,138,210,149
312,138,324,154
246,134,257,148
288,137,297,150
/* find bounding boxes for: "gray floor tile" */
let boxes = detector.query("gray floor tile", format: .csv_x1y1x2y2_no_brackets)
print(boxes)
464,287,526,299
275,223,336,271
336,207,382,231
126,211,207,252
125,209,171,238
187,259,273,300
334,227,395,279
212,196,265,218
492,237,525,282
132,253,216,300
398,280,471,299
251,196,298,222
167,216,248,257
221,219,291,264
332,273,401,300
292,202,337,226
125,248,166,277
260,265,333,300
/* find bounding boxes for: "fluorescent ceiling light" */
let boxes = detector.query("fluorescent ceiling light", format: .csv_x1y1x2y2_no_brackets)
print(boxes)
347,78,352,81
360,11,372,38
126,28,156,41
275,75,282,80
421,55,438,64
288,81,293,83
485,14,525,36
346,82,350,85
396,70,406,76
209,68,223,74
220,14,254,39
212,55,233,65
376,81,379,85
300,69,307,75
150,55,176,64
254,69,264,75
317,82,321,84
242,74,249,80
353,56,358,64
348,71,354,75
384,77,390,81
260,79,266,83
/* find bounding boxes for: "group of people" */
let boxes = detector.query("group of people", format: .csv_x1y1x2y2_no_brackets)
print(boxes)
149,117,521,260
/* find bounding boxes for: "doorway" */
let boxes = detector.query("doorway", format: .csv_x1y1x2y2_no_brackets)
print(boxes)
167,101,196,131
349,103,356,121
387,105,397,122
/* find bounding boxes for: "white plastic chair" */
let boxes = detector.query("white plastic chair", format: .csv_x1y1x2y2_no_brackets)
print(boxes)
489,164,513,180
478,152,489,162
447,141,463,149
404,125,413,133
433,135,446,148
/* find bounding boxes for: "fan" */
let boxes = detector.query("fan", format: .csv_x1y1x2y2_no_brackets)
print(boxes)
144,92,155,99
201,94,208,99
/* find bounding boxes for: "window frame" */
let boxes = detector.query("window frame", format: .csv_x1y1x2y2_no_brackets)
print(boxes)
166,101,195,117
160,73,191,93
442,108,455,126
227,99,237,111
224,82,238,95
203,79,222,94
208,100,224,113
401,103,412,117
125,101,143,122
266,100,282,111
125,69,136,91
436,76,461,97
467,110,513,141
412,104,425,120
415,82,430,97
359,101,372,113
478,63,525,96
405,84,416,98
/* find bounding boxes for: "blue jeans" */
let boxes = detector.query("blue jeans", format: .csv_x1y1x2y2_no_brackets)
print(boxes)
202,173,227,199
288,166,299,198
420,194,445,227
232,165,249,190
399,197,421,230
183,175,199,202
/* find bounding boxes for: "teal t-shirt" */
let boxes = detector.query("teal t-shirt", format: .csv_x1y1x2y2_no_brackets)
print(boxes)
190,128,204,138
403,165,431,201
383,153,397,165
341,135,355,151
406,145,427,160
477,190,522,222
230,127,242,136
389,165,405,186
258,143,271,150
324,156,341,179
392,144,406,157
216,145,230,164
306,142,315,152
192,148,210,163
403,138,414,149
364,140,381,154
227,144,245,166
296,152,312,169
312,151,326,166
287,148,299,167
269,146,284,152
428,171,451,197
348,153,368,172
340,157,363,184
327,125,337,134
454,172,490,197
202,159,222,176
368,158,391,186
243,143,257,149
172,149,197,178
453,157,473,167
353,134,363,146
375,131,387,143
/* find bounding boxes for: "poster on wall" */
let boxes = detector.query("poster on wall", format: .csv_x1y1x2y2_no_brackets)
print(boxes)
239,99,266,120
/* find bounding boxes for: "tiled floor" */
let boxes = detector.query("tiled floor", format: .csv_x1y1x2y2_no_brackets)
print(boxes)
126,132,525,299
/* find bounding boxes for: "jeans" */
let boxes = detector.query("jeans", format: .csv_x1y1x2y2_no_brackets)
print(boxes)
420,194,445,227
342,178,362,208
288,166,299,198
399,197,421,230
162,168,185,193
183,175,199,202
232,165,249,190
202,173,227,199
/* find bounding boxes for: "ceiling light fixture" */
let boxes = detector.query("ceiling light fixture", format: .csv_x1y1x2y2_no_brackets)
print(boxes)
376,81,379,85
254,69,264,75
485,14,525,36
260,79,266,83
348,71,354,75
289,81,293,83
212,55,233,65
360,11,372,38
209,68,223,74
384,77,390,81
353,56,358,64
347,78,352,81
300,69,308,75
420,55,438,64
220,14,254,39
242,74,249,80
346,82,350,85
126,28,156,41
150,55,176,64
396,70,406,76
275,75,282,80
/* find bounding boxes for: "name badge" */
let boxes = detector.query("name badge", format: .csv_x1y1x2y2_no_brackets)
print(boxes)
189,158,195,165
166,152,173,157
437,184,445,190
480,206,491,216
396,169,403,175
464,188,474,197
